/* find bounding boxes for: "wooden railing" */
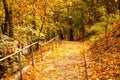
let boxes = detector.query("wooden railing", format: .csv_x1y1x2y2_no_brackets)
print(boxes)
0,36,60,80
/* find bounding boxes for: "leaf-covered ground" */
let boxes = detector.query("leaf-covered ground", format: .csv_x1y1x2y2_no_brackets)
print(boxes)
89,21,120,79
22,21,120,80
3,21,120,80
22,41,88,80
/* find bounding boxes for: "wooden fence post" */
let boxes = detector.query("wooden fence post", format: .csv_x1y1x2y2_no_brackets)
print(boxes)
52,41,54,51
55,38,57,48
57,37,59,47
0,36,59,79
58,36,60,46
18,52,23,80
40,45,43,61
31,46,34,66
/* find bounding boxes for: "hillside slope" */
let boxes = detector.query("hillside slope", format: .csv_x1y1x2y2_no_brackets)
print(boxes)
89,21,120,79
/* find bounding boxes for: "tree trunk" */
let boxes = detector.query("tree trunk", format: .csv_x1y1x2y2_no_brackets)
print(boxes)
81,12,85,38
118,0,120,19
105,0,117,14
69,28,74,41
119,0,120,10
3,0,9,36
40,2,46,32
0,23,5,34
9,6,13,37
59,30,63,40
105,15,109,45
2,0,13,37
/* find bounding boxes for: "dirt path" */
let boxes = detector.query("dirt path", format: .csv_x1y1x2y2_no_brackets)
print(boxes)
23,41,89,80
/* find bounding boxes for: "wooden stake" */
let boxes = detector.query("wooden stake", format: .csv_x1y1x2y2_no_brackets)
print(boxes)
40,45,43,61
18,52,23,80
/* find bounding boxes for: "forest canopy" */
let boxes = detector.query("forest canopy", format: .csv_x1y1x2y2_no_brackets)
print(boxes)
0,0,120,41
0,0,120,79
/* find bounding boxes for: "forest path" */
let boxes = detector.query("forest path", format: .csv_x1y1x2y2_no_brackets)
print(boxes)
23,41,89,80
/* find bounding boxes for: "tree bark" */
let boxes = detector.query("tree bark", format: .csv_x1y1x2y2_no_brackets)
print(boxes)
119,1,120,10
0,23,5,34
59,30,63,40
2,0,13,37
9,6,13,37
2,0,9,36
105,0,117,14
69,28,74,41
40,2,46,32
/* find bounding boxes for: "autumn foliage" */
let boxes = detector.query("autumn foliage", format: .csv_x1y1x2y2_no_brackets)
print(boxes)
89,21,120,79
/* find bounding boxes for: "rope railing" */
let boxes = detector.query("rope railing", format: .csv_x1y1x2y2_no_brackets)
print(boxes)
0,36,59,80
